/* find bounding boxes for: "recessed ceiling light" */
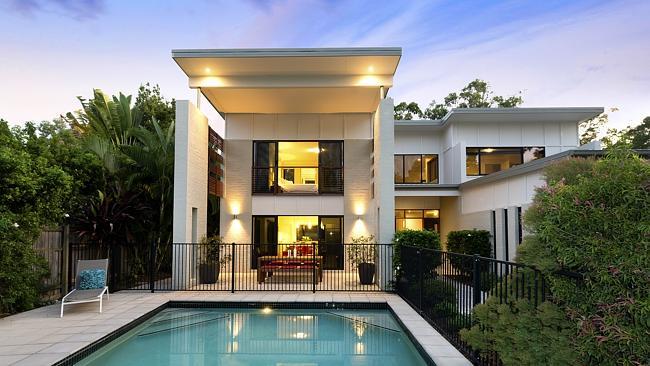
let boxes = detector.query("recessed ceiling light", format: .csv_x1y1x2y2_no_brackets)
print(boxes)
367,65,374,72
204,67,211,73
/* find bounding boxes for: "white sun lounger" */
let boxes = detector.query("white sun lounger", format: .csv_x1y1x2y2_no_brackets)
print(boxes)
60,259,109,317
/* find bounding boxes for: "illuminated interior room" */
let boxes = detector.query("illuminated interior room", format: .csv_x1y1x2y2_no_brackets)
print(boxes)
253,215,344,269
277,142,319,193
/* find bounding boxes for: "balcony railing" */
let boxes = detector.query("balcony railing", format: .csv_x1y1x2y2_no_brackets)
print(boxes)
252,166,343,194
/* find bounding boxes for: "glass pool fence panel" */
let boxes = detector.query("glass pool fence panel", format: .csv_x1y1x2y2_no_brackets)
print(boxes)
394,245,576,366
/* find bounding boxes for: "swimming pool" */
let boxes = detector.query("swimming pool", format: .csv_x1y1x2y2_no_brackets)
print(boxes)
76,304,432,365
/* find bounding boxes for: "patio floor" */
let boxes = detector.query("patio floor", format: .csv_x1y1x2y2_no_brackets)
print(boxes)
0,291,470,366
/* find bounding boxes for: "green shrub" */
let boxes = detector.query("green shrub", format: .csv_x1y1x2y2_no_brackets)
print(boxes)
392,229,441,281
461,151,650,365
446,229,491,275
399,277,458,318
461,299,578,365
0,121,73,314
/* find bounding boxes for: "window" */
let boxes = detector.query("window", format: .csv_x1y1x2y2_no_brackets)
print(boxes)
466,147,545,176
394,154,439,184
253,141,343,194
252,215,344,270
395,209,440,232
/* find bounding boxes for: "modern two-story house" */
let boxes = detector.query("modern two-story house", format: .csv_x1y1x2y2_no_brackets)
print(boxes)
171,47,603,287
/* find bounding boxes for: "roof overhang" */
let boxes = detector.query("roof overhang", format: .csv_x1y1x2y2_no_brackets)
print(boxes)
172,47,402,114
441,107,604,124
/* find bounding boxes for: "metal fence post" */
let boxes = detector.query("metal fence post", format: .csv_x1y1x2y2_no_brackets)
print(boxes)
472,254,481,307
418,249,423,310
61,225,70,294
149,240,156,293
231,243,236,293
312,242,316,293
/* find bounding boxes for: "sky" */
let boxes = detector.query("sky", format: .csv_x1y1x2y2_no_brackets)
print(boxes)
1,0,649,134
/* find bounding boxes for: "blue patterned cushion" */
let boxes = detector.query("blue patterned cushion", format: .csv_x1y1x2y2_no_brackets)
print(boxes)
78,269,106,290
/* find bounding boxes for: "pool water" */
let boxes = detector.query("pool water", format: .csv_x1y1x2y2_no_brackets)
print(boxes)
78,307,431,365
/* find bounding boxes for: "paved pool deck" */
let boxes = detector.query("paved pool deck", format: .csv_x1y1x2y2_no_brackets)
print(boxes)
0,291,471,366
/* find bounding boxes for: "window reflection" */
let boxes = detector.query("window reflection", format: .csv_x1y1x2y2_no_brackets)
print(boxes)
395,209,440,232
394,154,439,184
466,147,545,176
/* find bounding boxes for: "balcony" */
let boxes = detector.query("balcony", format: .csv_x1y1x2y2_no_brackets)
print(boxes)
252,166,343,194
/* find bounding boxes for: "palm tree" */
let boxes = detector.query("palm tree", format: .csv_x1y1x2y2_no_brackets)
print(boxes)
64,90,144,191
121,118,175,247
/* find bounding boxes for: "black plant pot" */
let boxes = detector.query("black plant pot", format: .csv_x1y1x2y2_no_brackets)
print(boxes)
199,263,219,284
358,263,376,285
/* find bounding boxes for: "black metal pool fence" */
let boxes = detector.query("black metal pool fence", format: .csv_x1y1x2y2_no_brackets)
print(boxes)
66,241,575,366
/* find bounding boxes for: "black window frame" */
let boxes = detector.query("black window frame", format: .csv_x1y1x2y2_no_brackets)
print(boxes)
394,209,441,232
394,154,439,184
252,140,344,195
251,215,344,270
466,147,546,176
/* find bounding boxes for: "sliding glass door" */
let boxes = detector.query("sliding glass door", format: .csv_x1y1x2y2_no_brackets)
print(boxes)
252,216,277,269
318,216,343,270
252,215,344,270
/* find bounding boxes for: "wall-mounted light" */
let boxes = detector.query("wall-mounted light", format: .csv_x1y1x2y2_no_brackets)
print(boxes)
356,215,362,221
233,214,239,220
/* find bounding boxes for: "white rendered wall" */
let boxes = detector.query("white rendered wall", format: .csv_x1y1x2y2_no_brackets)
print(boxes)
220,112,376,246
373,98,395,290
172,100,209,287
394,127,444,183
452,120,579,183
460,171,544,214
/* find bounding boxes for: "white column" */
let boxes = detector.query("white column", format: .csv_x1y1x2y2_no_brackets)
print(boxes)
172,100,208,289
373,98,395,290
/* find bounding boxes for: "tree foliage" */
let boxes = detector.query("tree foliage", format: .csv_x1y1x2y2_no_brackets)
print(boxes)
579,108,617,146
0,120,75,314
462,151,650,365
134,83,175,131
604,116,650,149
65,88,175,248
394,102,422,120
394,79,523,120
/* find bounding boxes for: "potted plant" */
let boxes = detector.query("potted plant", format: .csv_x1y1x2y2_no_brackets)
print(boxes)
198,236,230,284
346,235,377,285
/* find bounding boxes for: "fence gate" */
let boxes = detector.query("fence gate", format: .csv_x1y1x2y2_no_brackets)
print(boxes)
33,227,68,300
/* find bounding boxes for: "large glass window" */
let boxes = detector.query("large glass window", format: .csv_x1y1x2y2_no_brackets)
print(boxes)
252,215,344,270
394,154,439,184
466,147,545,176
253,141,343,194
395,209,440,232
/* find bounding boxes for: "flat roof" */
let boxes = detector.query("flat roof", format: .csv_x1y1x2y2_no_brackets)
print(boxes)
173,47,402,113
172,47,403,58
395,107,604,128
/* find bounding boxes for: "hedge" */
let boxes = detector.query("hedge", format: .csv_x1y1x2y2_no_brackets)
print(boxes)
446,229,491,276
461,150,650,365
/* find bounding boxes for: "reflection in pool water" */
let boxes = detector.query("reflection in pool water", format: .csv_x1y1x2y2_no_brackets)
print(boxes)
78,308,430,366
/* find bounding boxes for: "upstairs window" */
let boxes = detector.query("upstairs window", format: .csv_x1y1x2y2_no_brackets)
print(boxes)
253,141,343,194
394,154,439,184
466,147,545,176
395,209,440,232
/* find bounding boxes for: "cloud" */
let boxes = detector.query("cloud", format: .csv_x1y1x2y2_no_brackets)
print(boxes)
6,0,105,20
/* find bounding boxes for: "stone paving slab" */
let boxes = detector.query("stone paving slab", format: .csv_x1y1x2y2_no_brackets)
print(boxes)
0,291,471,366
